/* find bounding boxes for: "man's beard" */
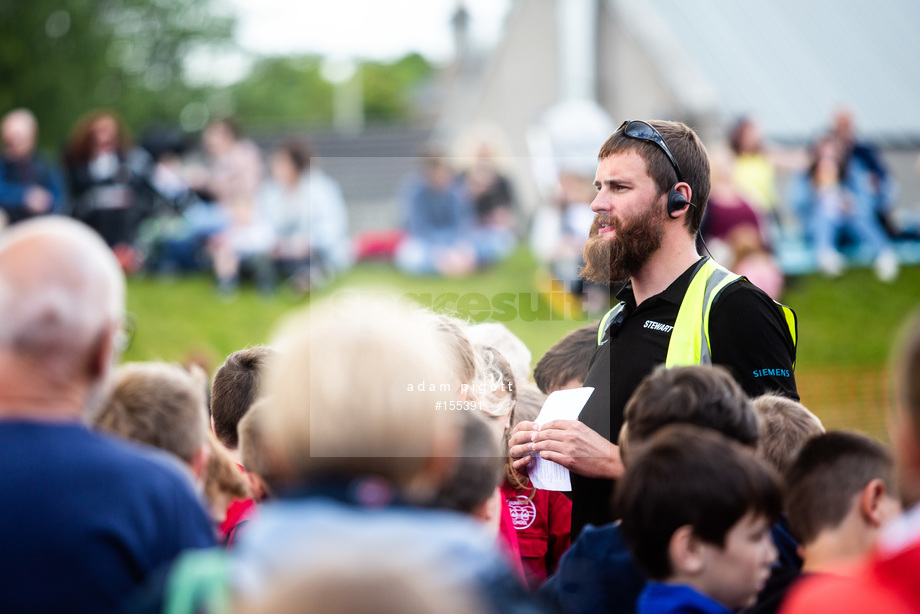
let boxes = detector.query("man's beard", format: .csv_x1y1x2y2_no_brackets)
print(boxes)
580,202,665,286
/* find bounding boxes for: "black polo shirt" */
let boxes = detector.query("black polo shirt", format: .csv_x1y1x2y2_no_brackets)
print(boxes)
571,258,798,538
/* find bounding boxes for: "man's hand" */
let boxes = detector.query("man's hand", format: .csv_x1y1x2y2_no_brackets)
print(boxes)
509,420,539,475
511,419,624,481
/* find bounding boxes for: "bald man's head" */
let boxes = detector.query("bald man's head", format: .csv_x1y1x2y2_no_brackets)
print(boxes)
1,109,38,161
0,218,125,388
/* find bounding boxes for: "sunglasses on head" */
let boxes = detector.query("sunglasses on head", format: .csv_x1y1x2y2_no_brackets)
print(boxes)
618,120,684,184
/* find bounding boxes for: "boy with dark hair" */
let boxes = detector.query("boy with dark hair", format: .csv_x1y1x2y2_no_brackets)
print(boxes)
620,365,759,463
211,346,275,455
210,345,275,541
541,365,760,614
435,411,505,533
746,432,899,614
617,425,781,613
533,324,598,394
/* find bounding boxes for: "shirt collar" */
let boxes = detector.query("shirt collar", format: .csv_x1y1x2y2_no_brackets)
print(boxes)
614,257,708,308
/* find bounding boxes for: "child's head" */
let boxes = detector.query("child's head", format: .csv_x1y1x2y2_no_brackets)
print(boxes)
467,322,532,387
785,431,900,551
753,394,824,476
238,397,274,501
262,296,458,497
620,365,759,465
533,324,597,394
211,346,275,450
616,425,781,610
434,411,504,533
470,344,516,438
415,311,477,396
94,362,208,474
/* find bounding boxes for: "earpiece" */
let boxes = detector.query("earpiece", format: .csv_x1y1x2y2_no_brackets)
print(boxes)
667,184,695,219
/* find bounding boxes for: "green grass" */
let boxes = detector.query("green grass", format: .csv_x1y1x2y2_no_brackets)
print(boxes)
124,249,920,374
124,248,596,369
123,251,919,440
783,265,920,370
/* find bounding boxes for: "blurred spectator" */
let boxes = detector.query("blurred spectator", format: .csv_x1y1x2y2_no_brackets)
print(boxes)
701,145,784,299
0,218,214,614
529,169,601,308
199,118,273,293
0,108,64,225
395,151,477,276
729,117,779,217
526,100,615,314
789,137,898,281
830,108,906,239
258,140,351,291
132,130,207,272
461,139,518,266
64,109,155,266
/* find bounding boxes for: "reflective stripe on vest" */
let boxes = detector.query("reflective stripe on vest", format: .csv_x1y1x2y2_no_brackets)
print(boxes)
595,258,797,368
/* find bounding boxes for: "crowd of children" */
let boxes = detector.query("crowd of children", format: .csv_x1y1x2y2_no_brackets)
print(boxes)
3,251,920,613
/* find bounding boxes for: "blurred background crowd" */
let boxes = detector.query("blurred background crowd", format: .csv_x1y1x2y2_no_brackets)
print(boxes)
3,0,920,301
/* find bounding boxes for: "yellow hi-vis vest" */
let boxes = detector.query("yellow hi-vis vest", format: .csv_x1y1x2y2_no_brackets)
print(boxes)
596,258,797,367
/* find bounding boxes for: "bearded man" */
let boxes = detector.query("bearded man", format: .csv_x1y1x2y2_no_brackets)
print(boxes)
511,120,799,538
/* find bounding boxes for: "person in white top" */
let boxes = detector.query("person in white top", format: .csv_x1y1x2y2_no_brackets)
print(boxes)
258,140,351,290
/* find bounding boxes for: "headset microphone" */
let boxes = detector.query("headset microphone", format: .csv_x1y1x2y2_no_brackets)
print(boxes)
667,184,696,219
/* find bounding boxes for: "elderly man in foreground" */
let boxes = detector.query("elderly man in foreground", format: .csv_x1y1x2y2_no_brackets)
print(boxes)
0,218,214,614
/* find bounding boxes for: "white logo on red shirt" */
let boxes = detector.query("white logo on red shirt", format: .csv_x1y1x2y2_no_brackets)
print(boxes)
507,495,537,530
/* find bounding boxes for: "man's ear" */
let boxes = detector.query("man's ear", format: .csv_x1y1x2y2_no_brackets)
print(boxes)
669,525,705,576
88,322,119,382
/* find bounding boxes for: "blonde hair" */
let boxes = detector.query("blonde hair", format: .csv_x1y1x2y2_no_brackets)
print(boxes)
467,323,532,386
262,295,459,492
753,394,825,476
94,362,207,464
414,310,476,394
469,345,516,419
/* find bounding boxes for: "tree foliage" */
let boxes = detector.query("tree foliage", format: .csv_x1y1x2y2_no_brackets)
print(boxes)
1,0,436,152
0,0,234,151
228,52,434,130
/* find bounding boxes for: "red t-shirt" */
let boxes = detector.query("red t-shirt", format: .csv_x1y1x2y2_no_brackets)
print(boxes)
218,464,259,545
782,512,920,614
502,482,572,589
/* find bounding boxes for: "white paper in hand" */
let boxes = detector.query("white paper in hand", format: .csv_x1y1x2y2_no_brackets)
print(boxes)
529,387,594,491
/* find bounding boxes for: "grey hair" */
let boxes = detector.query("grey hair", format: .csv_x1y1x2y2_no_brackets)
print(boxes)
0,218,125,377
